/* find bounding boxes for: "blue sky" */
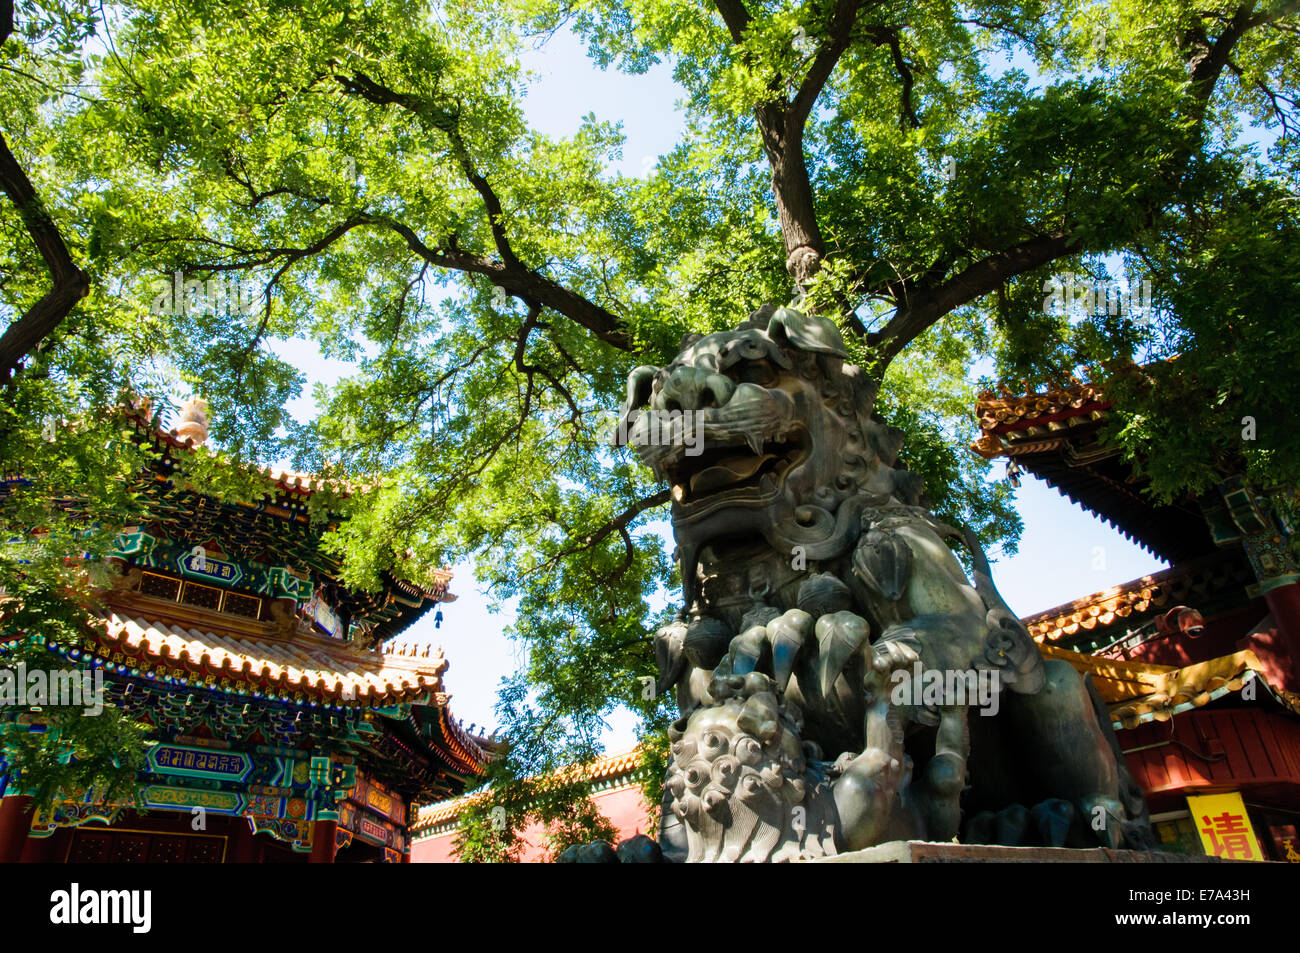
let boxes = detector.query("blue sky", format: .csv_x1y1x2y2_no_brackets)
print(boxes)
272,26,1168,750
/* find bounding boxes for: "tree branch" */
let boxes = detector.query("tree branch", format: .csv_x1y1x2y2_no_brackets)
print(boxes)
0,130,91,383
865,26,920,129
1253,79,1298,137
335,72,630,350
513,303,582,427
956,17,1052,58
788,0,864,129
713,0,867,285
863,0,1294,376
868,231,1077,369
516,488,672,585
362,213,630,350
1182,1,1299,122
712,0,751,44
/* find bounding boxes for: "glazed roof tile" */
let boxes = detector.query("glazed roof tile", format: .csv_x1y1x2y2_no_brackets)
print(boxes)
124,400,354,500
96,611,450,707
968,372,1221,562
119,401,458,619
434,706,491,776
1021,556,1253,644
971,380,1111,459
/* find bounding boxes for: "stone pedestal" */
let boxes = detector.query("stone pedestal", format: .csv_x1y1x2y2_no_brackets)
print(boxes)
812,840,1238,863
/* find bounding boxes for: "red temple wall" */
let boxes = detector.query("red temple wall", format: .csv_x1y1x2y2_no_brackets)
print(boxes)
1121,708,1300,813
412,781,653,863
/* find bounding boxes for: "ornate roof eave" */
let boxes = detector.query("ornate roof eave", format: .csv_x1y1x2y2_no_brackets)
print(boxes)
1042,643,1300,729
968,369,1225,564
433,705,490,776
385,567,457,606
113,402,459,622
122,400,358,504
970,377,1113,461
1021,553,1254,645
90,610,450,708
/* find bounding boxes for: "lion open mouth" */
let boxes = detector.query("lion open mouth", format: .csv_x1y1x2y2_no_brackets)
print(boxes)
664,433,807,506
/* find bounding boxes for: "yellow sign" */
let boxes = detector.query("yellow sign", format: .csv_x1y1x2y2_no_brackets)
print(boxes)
1186,793,1265,861
143,786,242,813
367,786,394,817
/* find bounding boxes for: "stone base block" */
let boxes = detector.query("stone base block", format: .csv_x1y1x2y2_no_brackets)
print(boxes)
813,840,1234,863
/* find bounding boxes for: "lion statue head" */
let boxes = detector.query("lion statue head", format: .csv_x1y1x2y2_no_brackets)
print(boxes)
616,305,923,628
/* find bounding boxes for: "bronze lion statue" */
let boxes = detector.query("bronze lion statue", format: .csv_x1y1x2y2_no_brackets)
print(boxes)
615,305,1153,862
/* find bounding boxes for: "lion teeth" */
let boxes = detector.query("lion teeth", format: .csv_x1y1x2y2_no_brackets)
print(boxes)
744,433,763,455
672,484,686,502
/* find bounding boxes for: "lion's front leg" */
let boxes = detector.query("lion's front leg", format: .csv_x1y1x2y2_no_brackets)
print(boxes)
830,638,921,851
914,705,971,841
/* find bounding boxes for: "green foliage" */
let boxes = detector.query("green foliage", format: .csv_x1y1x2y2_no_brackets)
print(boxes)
0,527,150,808
2,0,1297,825
853,314,1024,558
453,781,527,863
1101,164,1300,501
452,742,621,862
538,779,619,858
0,340,161,803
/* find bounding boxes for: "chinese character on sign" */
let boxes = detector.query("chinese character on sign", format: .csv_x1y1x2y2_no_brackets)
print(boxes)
1187,793,1264,861
1200,812,1254,859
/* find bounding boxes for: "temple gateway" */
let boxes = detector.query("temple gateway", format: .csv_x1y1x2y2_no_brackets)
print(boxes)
0,399,491,863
